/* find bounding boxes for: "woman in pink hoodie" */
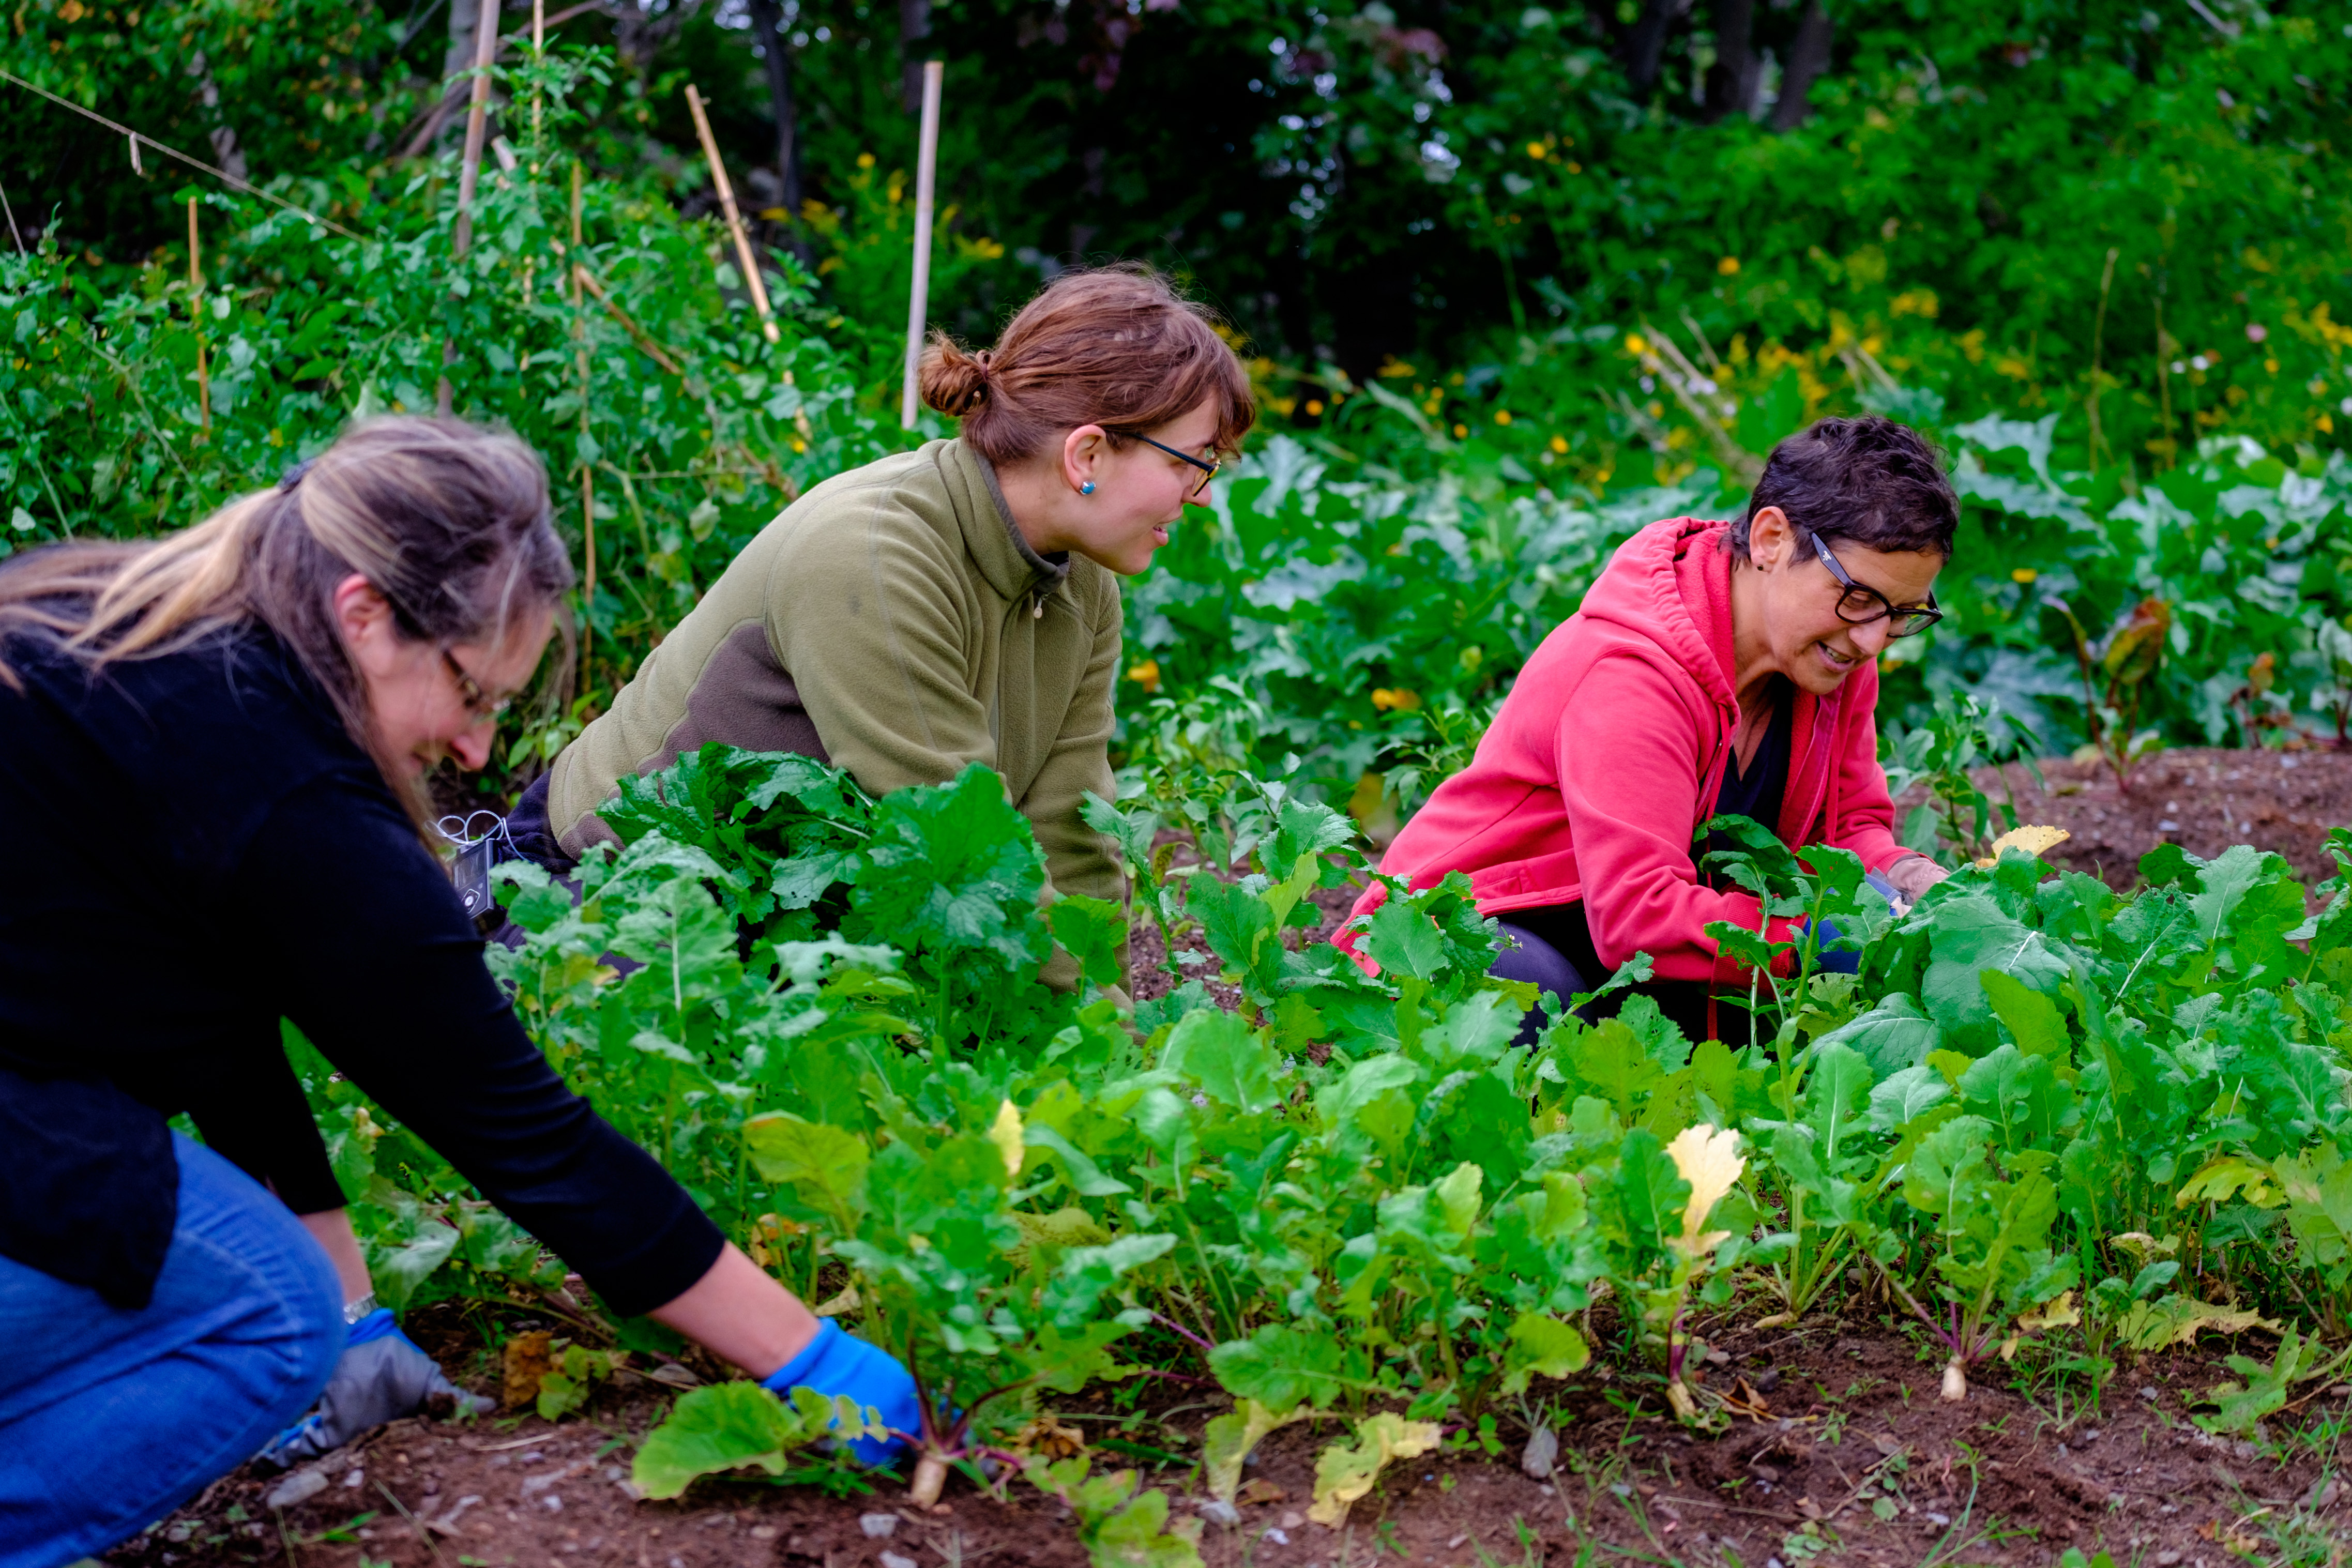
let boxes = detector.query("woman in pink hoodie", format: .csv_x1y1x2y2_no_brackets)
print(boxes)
1347,416,1956,1042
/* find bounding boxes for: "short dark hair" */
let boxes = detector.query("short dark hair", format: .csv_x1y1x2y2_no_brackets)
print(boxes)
1731,415,1958,561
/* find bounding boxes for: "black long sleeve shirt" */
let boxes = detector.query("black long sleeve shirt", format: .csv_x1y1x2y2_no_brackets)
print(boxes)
0,621,722,1313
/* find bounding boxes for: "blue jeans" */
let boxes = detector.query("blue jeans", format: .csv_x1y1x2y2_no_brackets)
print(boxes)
0,1133,343,1568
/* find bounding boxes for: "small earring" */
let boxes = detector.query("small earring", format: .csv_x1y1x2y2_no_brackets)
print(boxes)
1079,481,1096,496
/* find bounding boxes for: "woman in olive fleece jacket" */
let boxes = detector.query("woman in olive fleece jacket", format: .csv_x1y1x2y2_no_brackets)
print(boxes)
516,266,1255,983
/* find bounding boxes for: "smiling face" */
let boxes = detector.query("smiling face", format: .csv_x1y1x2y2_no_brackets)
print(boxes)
1003,399,1225,576
1741,506,1944,697
332,572,555,777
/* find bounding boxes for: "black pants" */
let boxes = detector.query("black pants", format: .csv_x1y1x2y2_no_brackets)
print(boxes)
1490,902,1717,1047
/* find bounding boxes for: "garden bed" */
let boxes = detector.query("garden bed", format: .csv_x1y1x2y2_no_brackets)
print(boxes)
117,1304,2351,1568
1894,746,2352,893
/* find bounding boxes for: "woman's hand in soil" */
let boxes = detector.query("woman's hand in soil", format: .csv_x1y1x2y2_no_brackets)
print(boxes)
258,1310,492,1468
760,1318,924,1465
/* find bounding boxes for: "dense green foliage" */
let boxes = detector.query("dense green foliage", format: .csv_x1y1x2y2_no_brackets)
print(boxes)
298,742,2352,1547
10,0,2348,390
8,1,2352,798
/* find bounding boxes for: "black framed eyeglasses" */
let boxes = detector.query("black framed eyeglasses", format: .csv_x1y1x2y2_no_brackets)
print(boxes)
1811,534,1943,637
1132,434,1221,499
443,648,514,718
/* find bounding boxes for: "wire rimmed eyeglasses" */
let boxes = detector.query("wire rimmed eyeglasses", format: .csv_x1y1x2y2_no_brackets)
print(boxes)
443,648,514,718
1811,533,1943,637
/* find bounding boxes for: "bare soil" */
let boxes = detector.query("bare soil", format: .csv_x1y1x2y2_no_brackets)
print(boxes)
116,1303,2352,1568
1896,745,2352,892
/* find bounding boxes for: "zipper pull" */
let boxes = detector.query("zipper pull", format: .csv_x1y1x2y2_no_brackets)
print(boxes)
1033,596,1044,619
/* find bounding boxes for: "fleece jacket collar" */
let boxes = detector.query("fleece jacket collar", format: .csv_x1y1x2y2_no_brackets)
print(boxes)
951,439,1071,613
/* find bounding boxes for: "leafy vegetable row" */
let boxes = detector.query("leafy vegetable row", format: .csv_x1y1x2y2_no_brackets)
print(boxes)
304,746,2352,1561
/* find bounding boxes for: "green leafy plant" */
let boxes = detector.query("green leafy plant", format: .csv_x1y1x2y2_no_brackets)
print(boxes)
630,1382,876,1500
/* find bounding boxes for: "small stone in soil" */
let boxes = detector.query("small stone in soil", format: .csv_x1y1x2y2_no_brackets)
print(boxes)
859,1512,900,1539
264,1471,328,1510
880,1554,919,1568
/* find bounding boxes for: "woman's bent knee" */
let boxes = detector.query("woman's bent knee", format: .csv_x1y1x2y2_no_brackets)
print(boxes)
0,1138,343,1568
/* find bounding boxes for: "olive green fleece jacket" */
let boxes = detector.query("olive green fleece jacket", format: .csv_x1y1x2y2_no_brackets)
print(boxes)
547,438,1125,941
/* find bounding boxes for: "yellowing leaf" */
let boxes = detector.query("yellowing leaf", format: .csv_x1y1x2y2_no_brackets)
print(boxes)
1202,1399,1308,1505
2120,1295,2282,1351
989,1099,1025,1179
1975,825,2071,868
1665,1124,1744,1260
1308,1413,1444,1527
2110,1230,2180,1264
2016,1290,2080,1332
2175,1155,2284,1210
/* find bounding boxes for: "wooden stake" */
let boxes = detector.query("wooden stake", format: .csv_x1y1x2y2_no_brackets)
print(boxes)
440,0,503,416
574,264,687,375
2153,292,2176,471
188,197,210,432
684,85,779,345
529,0,544,170
899,58,944,430
2087,246,2119,477
572,159,596,696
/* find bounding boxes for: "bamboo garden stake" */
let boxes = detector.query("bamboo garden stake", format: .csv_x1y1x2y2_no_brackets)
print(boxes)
529,0,545,172
684,86,779,345
2087,246,2119,477
439,0,504,416
572,159,596,695
188,198,210,432
899,59,944,429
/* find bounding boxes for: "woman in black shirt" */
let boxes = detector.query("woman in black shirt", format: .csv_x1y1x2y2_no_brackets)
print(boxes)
0,419,917,1567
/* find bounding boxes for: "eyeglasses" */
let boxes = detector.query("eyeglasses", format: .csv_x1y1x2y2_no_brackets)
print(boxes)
443,648,514,718
1132,434,1221,499
1811,534,1943,637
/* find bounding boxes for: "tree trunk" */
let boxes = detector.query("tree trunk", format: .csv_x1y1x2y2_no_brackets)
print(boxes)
1769,0,1833,131
1702,0,1762,121
900,0,931,115
745,0,803,218
1620,0,1689,98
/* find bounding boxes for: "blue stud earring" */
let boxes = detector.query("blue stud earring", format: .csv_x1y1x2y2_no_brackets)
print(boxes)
1080,481,1096,496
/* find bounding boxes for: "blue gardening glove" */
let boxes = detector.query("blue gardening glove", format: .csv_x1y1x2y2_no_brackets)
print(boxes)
259,1309,493,1469
1802,875,1904,977
760,1318,922,1466
1808,918,1861,975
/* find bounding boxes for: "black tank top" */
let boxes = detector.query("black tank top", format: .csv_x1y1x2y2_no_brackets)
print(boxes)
1708,677,1792,850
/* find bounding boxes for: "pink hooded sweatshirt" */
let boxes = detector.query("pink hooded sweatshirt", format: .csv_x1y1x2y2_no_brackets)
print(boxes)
1342,516,1922,987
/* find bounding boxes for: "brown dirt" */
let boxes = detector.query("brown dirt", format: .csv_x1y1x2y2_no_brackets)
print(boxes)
1898,745,2352,892
116,1303,2352,1568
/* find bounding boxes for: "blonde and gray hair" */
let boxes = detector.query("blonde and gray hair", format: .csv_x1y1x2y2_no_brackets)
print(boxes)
0,417,574,817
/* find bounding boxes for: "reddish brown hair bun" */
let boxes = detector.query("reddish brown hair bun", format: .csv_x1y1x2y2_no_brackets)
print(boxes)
918,264,1255,466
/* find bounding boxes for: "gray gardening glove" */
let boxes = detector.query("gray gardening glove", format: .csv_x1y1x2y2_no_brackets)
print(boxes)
257,1308,492,1469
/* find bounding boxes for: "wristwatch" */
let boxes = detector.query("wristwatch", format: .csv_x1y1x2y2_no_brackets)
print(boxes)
342,1292,380,1325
